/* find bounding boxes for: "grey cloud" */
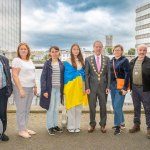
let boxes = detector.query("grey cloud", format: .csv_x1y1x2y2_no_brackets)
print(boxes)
21,0,146,51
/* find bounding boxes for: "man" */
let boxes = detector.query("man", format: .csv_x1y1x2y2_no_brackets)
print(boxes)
129,44,150,139
85,40,110,133
0,54,12,141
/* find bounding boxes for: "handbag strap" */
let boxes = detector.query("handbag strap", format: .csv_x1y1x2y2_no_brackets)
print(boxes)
112,57,127,79
113,60,117,79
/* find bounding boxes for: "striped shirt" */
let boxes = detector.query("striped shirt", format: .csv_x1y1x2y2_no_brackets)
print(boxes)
52,62,60,87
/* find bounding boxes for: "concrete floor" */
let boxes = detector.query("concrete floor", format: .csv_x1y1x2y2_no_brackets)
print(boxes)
1,113,150,150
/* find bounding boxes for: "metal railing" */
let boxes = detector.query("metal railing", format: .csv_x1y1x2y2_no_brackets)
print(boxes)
8,67,133,106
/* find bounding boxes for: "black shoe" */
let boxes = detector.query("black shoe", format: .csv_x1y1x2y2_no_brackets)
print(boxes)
48,128,55,136
53,126,63,133
114,126,120,135
112,126,117,129
112,124,125,130
0,133,9,141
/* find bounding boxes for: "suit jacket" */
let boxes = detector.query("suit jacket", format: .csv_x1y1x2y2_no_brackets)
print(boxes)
85,55,110,93
0,55,13,97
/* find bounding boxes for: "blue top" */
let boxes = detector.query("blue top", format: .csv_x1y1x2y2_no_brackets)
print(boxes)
0,61,7,89
110,56,130,90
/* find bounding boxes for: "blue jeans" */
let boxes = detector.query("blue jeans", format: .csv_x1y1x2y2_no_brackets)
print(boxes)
46,87,60,129
110,81,125,126
132,84,150,128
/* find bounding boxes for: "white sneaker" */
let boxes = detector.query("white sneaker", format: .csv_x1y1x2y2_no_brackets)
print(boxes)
75,129,80,133
120,124,126,130
68,129,75,133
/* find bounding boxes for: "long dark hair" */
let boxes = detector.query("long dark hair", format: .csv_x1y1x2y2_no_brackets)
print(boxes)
48,46,60,58
70,43,85,69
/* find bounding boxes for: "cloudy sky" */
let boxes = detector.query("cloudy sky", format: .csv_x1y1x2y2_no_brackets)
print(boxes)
21,0,149,51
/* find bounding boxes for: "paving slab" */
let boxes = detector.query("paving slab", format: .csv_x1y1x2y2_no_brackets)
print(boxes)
0,113,150,150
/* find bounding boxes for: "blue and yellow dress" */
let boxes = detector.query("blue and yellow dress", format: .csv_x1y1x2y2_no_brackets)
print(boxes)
64,61,87,110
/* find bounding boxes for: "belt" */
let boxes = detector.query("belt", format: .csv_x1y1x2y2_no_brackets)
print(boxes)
133,84,143,87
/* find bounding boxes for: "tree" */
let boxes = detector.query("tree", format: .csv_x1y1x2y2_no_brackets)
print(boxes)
128,48,135,55
43,54,49,60
107,47,113,55
30,55,34,60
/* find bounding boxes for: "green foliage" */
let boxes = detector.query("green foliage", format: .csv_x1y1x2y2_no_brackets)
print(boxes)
43,54,49,60
128,48,135,55
30,55,34,60
107,47,113,55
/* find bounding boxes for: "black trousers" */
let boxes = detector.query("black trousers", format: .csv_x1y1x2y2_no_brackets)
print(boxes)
0,87,8,133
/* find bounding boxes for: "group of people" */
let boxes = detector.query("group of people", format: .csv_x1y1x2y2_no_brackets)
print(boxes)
0,40,150,142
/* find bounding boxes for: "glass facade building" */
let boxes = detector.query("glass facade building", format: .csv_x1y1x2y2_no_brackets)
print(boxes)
0,0,21,54
136,2,150,52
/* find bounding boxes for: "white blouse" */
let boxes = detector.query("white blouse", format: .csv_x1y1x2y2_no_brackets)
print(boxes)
12,57,35,87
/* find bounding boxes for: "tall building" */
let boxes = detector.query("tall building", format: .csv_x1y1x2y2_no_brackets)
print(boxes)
135,2,150,53
105,35,113,54
0,0,21,57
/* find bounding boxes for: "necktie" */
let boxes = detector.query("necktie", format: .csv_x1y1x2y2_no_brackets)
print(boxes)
96,56,101,73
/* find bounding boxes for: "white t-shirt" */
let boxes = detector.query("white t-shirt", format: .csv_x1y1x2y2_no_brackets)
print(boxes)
12,57,35,87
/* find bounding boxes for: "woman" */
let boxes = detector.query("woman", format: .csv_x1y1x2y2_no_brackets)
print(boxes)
64,43,86,133
110,44,130,135
12,43,37,138
40,46,64,136
0,54,12,141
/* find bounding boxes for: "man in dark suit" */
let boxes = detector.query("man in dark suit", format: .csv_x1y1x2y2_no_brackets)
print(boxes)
0,54,12,141
85,41,110,133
